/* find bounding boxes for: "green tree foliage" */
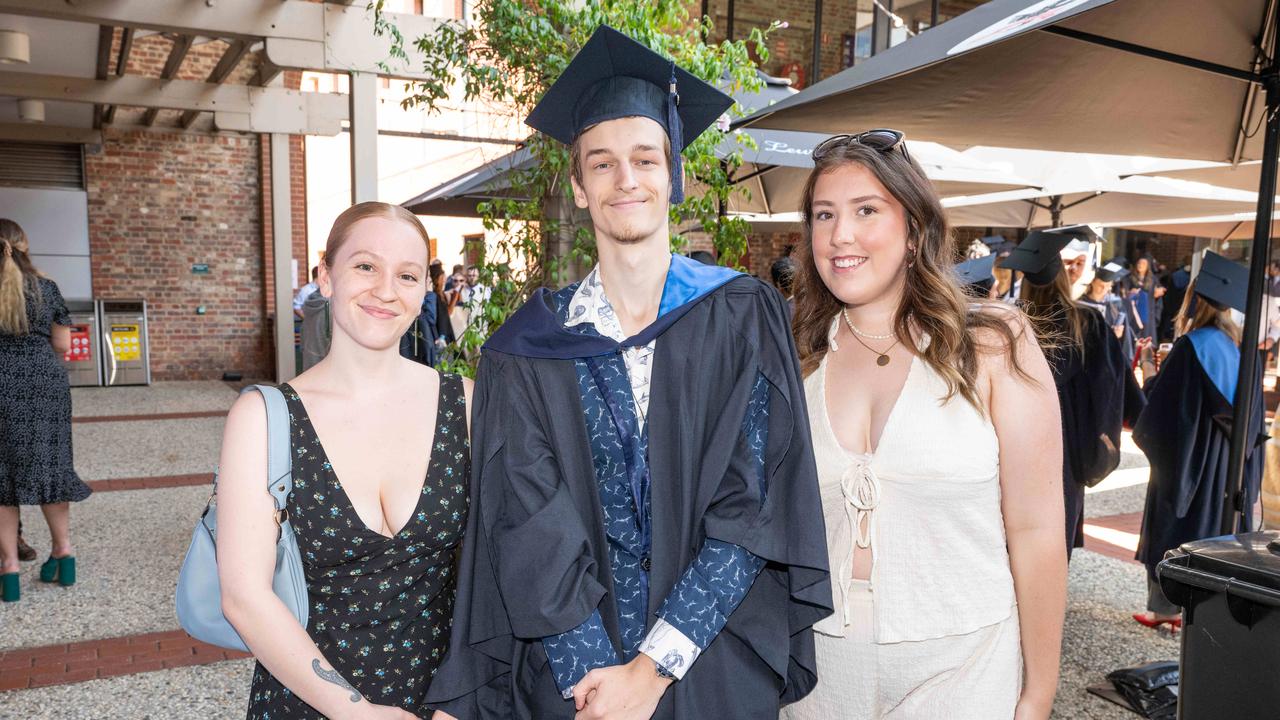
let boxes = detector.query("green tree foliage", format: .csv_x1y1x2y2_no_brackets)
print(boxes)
374,0,778,375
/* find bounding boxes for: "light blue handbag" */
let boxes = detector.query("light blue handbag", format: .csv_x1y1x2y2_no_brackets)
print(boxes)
175,384,309,652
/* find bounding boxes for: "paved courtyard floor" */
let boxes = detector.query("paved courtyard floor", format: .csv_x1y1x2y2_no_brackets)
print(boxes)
0,381,1182,719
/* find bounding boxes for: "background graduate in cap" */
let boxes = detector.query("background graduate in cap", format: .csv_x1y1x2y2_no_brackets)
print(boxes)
1132,252,1266,632
1007,229,1132,558
426,25,831,720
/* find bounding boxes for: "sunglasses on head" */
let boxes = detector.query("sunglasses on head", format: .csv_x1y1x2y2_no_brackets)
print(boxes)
812,129,909,163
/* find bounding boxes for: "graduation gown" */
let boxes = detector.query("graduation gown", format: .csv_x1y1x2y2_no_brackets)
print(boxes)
426,274,833,719
1054,308,1132,555
1134,328,1265,578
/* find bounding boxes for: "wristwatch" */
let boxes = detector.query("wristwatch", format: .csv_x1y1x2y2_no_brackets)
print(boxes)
654,662,677,681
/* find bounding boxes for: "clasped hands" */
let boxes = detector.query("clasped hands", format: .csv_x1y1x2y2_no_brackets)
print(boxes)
571,654,674,720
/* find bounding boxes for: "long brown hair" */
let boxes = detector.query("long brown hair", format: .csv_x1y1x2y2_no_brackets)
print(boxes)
792,141,1032,409
1019,266,1087,363
0,218,40,335
1176,278,1241,344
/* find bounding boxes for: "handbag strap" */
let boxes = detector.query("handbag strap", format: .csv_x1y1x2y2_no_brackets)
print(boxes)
241,384,293,513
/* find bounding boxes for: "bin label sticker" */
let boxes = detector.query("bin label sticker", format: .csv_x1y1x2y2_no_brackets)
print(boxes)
64,325,92,362
109,324,141,361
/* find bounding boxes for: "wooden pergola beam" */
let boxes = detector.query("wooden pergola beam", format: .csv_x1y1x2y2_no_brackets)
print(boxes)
141,34,194,127
179,39,252,129
101,27,134,125
92,25,113,128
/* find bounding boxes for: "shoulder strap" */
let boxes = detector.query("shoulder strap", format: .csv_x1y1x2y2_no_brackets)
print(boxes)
241,385,293,512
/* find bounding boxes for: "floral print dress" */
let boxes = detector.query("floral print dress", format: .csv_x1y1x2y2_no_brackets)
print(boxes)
246,374,469,718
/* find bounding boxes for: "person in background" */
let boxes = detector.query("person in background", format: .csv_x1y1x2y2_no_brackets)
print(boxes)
218,201,472,718
770,255,797,305
1012,232,1131,559
444,263,465,293
429,264,456,351
292,266,320,320
1059,238,1092,298
1133,253,1265,632
1159,256,1193,343
0,218,92,603
782,131,1064,720
300,289,331,371
689,249,716,265
1125,256,1164,343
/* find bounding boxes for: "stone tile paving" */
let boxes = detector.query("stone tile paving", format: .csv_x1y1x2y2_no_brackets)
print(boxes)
0,485,215,652
71,381,237,418
0,658,254,719
71,416,224,481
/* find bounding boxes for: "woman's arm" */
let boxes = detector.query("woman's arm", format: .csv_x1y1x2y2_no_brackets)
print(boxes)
49,324,71,355
216,392,414,720
984,314,1067,720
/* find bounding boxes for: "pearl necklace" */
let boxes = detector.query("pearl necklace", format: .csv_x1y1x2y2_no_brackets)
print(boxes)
842,309,894,340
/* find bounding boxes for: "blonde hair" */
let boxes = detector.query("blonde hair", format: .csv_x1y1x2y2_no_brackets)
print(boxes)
323,202,431,267
1176,278,1241,344
0,218,38,335
791,141,1032,409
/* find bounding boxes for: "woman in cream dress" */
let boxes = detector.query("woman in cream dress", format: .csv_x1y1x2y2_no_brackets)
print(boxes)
781,131,1067,720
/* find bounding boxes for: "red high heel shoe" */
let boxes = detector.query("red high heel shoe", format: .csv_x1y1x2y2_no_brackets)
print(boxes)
1132,612,1182,632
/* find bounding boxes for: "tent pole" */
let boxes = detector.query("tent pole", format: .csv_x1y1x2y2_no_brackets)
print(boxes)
1221,65,1280,535
1051,195,1063,227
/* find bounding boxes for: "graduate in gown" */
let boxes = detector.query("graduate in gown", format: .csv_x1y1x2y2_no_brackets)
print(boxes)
426,26,832,720
1009,230,1130,558
1134,252,1266,630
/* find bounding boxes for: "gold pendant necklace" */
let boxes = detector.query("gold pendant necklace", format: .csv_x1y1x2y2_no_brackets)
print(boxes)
842,309,899,366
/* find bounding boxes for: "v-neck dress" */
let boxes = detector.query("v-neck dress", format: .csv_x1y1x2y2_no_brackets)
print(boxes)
246,375,469,719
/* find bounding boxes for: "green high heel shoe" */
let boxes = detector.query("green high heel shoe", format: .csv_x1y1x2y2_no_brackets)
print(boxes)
1,572,17,602
39,556,75,587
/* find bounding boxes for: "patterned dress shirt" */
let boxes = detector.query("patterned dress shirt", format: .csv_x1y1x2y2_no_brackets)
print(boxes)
540,262,769,698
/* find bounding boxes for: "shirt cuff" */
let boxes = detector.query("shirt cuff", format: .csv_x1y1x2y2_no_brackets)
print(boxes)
638,619,700,681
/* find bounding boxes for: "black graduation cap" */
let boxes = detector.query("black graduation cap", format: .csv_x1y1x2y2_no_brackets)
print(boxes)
1194,252,1249,312
955,253,996,286
524,25,733,204
1094,260,1129,283
979,235,1016,258
1000,230,1072,286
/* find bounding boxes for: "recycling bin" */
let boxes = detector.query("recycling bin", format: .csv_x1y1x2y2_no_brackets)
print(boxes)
1157,531,1280,719
60,299,102,387
97,299,151,386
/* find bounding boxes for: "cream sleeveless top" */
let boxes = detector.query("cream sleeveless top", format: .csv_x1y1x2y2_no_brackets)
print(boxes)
808,329,1016,644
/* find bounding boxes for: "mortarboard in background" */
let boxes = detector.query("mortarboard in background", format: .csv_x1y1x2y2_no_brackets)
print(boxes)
1001,230,1072,286
524,25,733,204
1094,261,1129,283
955,253,996,296
1194,251,1249,312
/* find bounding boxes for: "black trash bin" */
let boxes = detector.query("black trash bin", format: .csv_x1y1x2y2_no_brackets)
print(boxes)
1157,531,1280,720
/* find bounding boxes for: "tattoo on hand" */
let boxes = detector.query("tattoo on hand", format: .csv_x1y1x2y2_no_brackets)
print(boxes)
312,658,361,703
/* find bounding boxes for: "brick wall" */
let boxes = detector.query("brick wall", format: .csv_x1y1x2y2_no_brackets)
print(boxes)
86,130,269,380
86,33,309,380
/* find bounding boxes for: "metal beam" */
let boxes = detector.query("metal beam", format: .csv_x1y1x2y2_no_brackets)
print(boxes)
141,34,194,127
269,133,296,384
0,123,102,145
0,71,348,136
180,39,251,129
349,71,379,203
92,25,113,128
0,1,445,79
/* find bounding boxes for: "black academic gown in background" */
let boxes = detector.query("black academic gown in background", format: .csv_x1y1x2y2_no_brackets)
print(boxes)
1053,309,1132,556
1134,332,1266,580
426,278,833,719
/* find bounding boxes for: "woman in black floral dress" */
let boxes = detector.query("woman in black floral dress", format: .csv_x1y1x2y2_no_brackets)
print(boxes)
0,219,91,603
217,203,471,719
